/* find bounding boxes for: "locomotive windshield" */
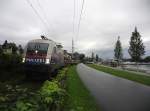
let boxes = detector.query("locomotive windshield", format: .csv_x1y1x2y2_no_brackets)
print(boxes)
27,43,49,53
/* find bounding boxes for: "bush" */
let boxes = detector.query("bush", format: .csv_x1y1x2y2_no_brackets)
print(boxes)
0,84,37,111
0,67,68,111
0,53,22,71
39,80,66,110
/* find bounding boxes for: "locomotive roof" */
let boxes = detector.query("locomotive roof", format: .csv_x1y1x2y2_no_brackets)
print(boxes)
28,39,55,44
28,39,63,48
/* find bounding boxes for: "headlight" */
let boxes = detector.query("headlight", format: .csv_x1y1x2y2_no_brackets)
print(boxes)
45,59,50,64
22,58,25,63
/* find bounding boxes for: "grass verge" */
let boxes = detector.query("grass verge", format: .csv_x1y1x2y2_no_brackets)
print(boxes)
88,64,150,86
65,65,100,111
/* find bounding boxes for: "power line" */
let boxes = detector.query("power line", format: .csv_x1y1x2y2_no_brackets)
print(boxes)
77,0,85,38
26,0,50,34
74,0,85,52
72,0,85,53
36,0,54,33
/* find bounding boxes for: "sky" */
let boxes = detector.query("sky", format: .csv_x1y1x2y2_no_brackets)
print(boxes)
0,0,150,58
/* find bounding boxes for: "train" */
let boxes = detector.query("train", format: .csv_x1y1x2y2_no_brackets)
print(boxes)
22,36,71,79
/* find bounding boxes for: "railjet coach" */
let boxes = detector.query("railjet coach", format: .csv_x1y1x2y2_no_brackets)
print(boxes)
23,36,67,79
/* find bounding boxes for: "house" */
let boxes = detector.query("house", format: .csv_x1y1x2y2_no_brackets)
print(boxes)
3,47,12,54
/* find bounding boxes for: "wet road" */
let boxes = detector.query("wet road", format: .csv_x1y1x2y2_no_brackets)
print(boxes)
77,64,150,111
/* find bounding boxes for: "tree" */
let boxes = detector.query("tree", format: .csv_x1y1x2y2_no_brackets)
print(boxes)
96,54,99,62
143,56,150,62
18,45,24,55
9,43,18,54
73,52,80,60
128,27,145,62
2,40,8,49
114,36,123,62
0,45,3,54
79,54,85,61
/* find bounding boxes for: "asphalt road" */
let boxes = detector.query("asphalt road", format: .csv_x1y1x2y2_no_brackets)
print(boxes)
77,63,150,111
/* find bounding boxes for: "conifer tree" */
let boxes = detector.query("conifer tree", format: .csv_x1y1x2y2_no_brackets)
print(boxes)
128,27,145,62
96,54,99,62
114,36,123,62
18,45,24,55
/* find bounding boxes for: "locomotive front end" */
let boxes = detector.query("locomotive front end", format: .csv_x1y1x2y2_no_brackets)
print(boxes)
23,37,65,80
23,40,53,79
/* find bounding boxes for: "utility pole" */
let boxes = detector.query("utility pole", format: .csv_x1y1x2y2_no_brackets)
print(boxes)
72,38,74,59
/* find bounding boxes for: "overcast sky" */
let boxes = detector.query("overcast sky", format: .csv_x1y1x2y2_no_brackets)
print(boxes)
0,0,150,58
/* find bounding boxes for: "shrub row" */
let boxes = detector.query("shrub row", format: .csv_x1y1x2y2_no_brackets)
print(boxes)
0,67,68,111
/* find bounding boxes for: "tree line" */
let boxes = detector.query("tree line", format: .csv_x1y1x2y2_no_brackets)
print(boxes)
0,40,23,55
114,27,150,63
0,40,24,66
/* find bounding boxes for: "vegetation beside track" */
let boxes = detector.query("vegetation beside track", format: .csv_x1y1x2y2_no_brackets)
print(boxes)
64,65,100,111
88,64,150,86
0,55,100,111
0,66,68,111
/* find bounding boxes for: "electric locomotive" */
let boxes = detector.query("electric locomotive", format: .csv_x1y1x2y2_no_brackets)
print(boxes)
23,36,64,79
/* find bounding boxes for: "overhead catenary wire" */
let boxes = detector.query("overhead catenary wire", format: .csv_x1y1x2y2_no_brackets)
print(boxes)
27,0,84,53
76,0,85,39
74,0,85,52
36,0,54,33
26,0,51,34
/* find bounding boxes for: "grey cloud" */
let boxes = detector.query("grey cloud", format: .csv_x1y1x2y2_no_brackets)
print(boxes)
0,0,150,58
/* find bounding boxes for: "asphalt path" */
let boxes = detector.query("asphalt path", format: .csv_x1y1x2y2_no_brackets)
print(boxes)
77,63,150,111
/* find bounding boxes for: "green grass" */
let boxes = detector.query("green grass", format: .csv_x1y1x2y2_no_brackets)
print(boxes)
88,64,150,86
64,65,100,111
